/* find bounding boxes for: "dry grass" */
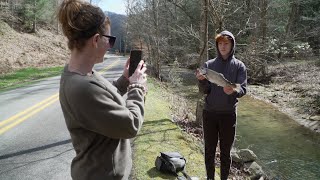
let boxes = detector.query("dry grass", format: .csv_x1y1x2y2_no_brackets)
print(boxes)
0,20,68,74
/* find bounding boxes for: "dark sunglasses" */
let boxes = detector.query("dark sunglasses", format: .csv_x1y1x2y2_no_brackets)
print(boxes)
102,35,116,48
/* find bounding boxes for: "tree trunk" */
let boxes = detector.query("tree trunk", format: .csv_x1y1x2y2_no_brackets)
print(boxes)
151,0,161,79
285,0,299,39
31,0,36,33
196,0,209,125
56,0,60,34
279,0,299,59
259,0,268,46
198,0,208,66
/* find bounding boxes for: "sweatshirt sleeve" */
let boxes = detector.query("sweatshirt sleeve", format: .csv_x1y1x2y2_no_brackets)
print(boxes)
70,81,144,139
198,62,211,94
113,75,130,96
198,79,210,94
235,62,247,98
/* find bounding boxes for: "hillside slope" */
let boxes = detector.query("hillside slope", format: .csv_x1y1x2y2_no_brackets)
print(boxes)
0,20,68,74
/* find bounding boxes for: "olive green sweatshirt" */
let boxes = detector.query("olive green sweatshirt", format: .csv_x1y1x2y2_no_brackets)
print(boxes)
59,65,144,180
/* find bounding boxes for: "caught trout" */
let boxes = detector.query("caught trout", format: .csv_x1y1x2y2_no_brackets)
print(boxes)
198,67,241,92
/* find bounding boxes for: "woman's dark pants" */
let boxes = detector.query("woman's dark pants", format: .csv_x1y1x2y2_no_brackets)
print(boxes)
202,110,236,180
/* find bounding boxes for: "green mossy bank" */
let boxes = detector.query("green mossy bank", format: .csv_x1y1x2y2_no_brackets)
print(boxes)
132,78,210,179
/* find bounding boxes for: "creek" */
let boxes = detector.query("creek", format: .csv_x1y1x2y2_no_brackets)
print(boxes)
236,96,320,179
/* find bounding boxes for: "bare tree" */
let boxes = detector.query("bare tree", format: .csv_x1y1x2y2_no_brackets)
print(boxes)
195,0,209,125
198,0,209,66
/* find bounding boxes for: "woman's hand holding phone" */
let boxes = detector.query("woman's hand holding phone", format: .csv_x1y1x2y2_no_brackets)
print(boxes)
129,60,147,85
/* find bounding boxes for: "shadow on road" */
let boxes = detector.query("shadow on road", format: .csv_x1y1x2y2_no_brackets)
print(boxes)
0,139,72,160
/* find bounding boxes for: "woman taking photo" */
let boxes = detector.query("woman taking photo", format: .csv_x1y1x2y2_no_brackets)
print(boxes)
58,0,147,179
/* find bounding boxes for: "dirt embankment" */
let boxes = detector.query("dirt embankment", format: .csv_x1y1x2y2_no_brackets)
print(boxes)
0,20,68,74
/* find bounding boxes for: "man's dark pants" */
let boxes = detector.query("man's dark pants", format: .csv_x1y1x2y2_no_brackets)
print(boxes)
202,110,236,180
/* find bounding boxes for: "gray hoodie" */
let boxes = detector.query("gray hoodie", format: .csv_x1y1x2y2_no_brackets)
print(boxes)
198,30,247,112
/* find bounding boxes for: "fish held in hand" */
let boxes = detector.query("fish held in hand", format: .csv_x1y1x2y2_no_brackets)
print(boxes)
198,67,241,93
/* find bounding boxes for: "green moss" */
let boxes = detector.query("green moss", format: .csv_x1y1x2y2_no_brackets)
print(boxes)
0,66,63,91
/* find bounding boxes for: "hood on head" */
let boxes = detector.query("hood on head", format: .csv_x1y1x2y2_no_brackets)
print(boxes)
215,30,236,60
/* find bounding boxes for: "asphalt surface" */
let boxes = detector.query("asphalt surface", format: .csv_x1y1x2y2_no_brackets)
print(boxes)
0,55,127,180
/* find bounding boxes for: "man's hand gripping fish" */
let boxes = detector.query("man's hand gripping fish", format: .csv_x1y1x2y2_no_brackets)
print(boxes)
198,67,241,93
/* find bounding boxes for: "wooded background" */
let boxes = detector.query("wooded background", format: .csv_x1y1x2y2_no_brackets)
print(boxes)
125,0,320,83
0,0,319,83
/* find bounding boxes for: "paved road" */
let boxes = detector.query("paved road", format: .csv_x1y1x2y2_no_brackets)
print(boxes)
0,55,127,180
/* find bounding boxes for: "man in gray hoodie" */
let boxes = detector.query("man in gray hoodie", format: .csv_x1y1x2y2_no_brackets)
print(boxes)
196,30,247,180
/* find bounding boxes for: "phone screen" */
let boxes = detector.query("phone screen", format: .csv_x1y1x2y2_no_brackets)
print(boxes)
129,50,142,76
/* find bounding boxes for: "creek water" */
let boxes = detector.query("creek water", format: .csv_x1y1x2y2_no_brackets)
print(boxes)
235,96,320,179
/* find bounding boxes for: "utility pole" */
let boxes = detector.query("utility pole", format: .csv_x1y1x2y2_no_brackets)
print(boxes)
119,37,122,54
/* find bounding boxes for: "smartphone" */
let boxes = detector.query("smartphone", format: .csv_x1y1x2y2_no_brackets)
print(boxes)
129,50,142,76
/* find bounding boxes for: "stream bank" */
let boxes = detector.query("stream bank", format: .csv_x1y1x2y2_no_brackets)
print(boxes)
248,59,320,133
163,62,320,179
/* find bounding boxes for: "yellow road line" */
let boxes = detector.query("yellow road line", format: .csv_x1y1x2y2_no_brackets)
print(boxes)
99,59,120,74
0,59,121,135
0,93,59,128
0,96,59,135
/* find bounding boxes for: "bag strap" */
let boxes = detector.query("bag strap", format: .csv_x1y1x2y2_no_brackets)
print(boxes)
177,170,193,180
176,162,192,180
181,170,192,180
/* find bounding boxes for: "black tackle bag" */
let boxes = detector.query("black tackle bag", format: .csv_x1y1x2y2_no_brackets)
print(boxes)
155,152,191,179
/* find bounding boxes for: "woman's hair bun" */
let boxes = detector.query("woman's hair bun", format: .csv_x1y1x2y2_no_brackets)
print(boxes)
57,0,106,50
